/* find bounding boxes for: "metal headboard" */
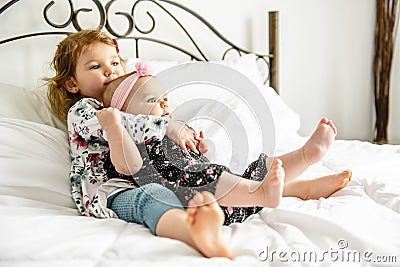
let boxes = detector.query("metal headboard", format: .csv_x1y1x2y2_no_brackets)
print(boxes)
0,0,279,93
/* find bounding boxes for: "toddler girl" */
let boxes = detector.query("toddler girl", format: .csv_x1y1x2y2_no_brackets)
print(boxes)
47,29,233,258
46,29,351,259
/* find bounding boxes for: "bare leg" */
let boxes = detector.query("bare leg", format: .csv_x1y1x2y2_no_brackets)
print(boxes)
283,170,352,199
215,159,284,208
186,192,232,259
156,198,232,259
273,117,337,183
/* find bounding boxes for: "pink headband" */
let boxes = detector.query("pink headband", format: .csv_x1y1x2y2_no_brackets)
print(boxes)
110,61,152,110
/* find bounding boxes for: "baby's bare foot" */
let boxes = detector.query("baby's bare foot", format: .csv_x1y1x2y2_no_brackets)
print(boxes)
291,170,352,200
186,192,232,259
250,159,284,208
302,117,337,165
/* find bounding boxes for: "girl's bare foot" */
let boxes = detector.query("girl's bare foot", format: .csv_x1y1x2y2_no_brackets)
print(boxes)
283,170,352,200
302,117,337,165
250,159,284,208
186,192,232,259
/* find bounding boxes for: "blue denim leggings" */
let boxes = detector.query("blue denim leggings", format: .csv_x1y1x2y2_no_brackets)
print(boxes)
107,183,184,235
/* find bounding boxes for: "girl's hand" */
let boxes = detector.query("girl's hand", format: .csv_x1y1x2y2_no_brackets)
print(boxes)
96,107,122,131
97,108,143,175
167,120,199,154
195,131,208,154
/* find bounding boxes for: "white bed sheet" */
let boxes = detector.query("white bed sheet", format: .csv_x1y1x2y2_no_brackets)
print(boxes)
1,118,399,267
1,57,399,266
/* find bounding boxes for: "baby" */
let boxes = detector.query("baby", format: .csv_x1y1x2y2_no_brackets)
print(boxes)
100,62,351,225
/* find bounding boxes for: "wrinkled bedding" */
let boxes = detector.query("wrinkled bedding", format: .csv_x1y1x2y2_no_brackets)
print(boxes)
1,72,399,266
1,117,399,267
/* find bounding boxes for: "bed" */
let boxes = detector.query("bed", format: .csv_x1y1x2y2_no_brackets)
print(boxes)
1,1,400,266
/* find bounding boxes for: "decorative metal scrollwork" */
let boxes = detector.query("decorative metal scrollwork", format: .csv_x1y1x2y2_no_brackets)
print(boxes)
0,0,273,84
43,0,106,31
105,0,135,37
43,0,73,29
131,1,156,34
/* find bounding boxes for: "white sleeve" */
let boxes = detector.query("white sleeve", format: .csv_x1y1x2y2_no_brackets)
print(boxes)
120,113,169,143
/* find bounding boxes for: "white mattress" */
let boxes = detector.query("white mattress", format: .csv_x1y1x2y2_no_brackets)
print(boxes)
0,77,399,266
1,118,399,267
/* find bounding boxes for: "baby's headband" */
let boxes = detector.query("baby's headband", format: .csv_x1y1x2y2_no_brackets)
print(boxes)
110,62,152,110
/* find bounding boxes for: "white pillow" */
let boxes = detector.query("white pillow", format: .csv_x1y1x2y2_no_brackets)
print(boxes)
0,83,67,132
125,53,263,85
125,58,179,75
0,118,74,208
126,55,302,155
125,55,299,126
212,53,265,86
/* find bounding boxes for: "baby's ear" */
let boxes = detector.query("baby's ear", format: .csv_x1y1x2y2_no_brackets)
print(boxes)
64,77,79,93
102,87,112,107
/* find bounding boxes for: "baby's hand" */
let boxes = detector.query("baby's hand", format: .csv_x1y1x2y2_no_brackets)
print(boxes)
167,120,199,154
96,107,121,131
195,131,208,154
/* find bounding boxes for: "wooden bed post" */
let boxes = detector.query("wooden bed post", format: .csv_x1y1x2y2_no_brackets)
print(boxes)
269,11,279,94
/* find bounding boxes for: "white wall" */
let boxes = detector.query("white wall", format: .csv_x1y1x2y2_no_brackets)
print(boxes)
183,0,400,143
259,0,399,143
389,23,400,144
1,0,399,143
259,0,369,140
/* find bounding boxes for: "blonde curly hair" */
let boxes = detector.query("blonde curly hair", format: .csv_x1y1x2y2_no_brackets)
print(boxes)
45,29,122,121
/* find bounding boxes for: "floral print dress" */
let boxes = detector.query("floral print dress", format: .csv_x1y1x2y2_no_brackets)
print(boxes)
68,98,169,218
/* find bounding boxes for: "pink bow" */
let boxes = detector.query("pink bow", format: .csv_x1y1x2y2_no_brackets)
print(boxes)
110,61,152,110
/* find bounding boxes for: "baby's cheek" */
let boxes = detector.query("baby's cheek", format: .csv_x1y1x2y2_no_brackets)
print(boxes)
149,106,161,116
